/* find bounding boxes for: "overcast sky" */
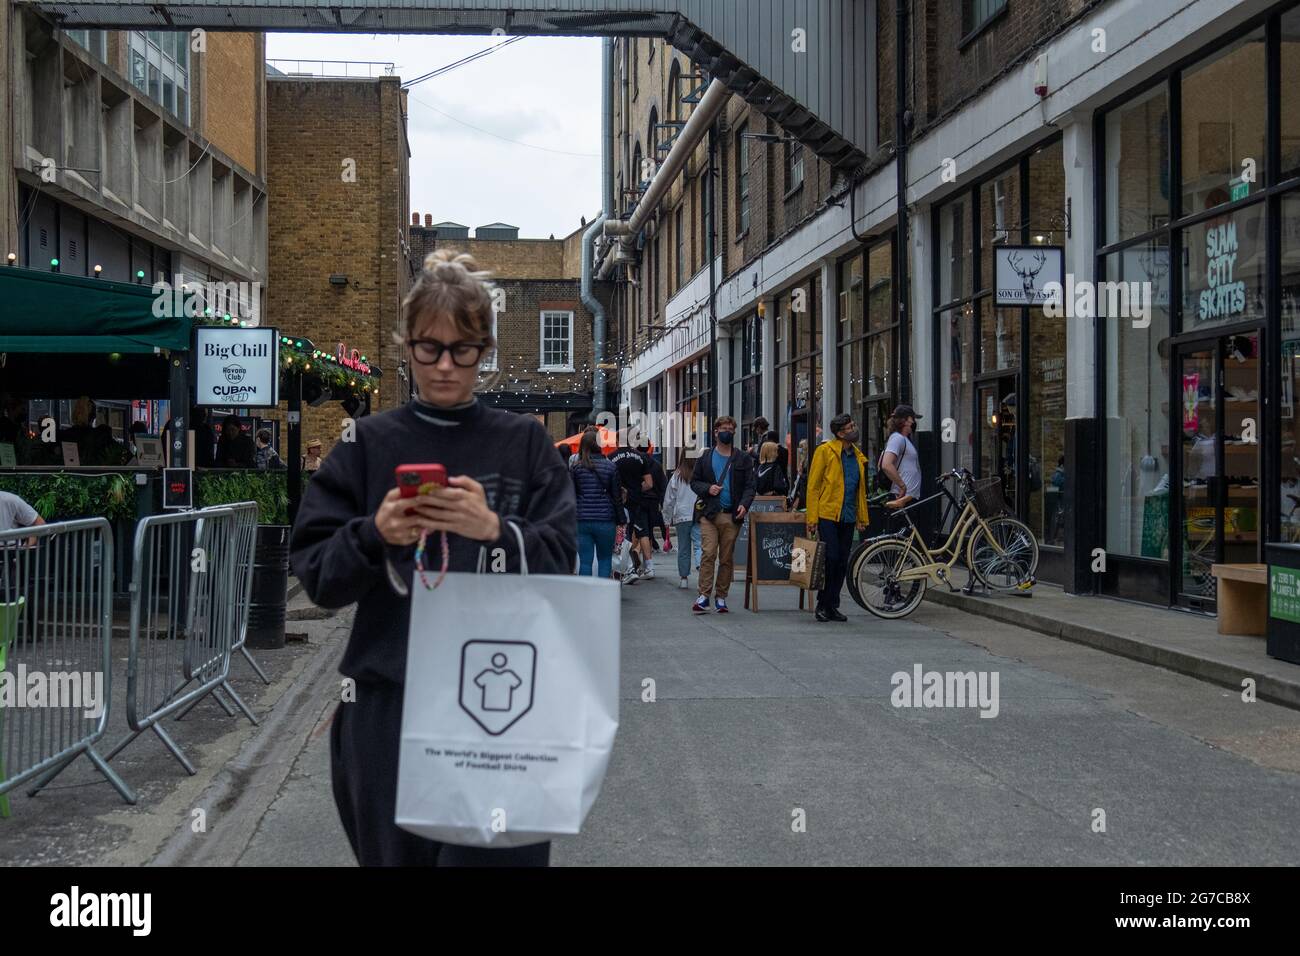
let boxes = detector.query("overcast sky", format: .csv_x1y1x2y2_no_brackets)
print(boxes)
266,33,603,239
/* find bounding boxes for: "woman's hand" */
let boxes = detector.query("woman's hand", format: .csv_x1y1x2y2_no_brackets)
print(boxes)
374,487,436,547
409,475,503,542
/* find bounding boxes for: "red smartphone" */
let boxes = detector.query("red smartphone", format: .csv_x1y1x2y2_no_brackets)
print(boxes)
396,464,447,514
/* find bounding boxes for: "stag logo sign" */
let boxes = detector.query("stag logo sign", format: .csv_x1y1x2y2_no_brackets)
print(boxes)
195,327,280,408
994,245,1064,307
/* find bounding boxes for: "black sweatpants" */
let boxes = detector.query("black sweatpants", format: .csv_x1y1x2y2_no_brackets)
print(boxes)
816,519,858,612
329,679,551,867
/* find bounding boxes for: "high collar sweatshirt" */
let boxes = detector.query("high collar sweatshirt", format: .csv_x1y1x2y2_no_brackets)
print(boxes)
289,397,577,685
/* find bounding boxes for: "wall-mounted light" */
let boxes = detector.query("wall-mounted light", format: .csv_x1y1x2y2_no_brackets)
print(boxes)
6,253,16,266
329,274,349,287
135,269,145,284
93,264,103,277
50,258,60,272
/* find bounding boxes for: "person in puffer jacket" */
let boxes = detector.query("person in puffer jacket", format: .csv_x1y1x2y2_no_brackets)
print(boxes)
662,454,702,589
569,428,622,578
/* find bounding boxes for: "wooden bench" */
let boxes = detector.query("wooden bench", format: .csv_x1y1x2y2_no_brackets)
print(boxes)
1210,563,1267,636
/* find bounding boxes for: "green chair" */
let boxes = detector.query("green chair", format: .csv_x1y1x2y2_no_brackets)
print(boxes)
0,597,26,819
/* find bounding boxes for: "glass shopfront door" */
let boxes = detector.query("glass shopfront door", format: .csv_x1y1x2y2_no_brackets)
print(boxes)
977,376,1018,511
1176,333,1260,607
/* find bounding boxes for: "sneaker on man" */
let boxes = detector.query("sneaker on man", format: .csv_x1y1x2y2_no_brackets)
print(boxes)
679,577,689,589
641,565,655,580
622,569,640,585
715,598,729,613
692,595,709,614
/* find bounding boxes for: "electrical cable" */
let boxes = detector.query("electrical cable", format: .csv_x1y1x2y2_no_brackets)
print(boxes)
401,36,525,88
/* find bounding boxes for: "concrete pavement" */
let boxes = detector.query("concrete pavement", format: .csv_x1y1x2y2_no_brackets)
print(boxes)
7,568,1298,866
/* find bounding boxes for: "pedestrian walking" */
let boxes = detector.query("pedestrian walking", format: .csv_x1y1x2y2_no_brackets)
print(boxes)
290,249,576,868
689,416,755,614
569,429,621,578
609,439,654,583
645,448,669,553
805,414,869,622
754,441,790,497
662,455,702,589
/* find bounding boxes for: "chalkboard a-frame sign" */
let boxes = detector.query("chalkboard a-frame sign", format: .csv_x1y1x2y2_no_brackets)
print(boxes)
744,511,814,612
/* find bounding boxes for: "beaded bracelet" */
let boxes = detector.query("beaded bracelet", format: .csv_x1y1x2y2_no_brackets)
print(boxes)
413,528,451,590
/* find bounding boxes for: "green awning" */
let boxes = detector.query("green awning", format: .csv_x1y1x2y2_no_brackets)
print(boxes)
0,267,191,353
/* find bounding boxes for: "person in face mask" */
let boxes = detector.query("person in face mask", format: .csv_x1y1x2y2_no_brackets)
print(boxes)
688,416,756,614
805,413,869,622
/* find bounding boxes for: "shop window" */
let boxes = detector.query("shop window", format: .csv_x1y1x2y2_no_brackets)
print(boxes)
978,300,1020,372
1281,193,1300,540
980,168,1020,296
1282,8,1300,181
1181,201,1266,332
1180,27,1265,216
1103,243,1173,559
1026,139,1067,545
1104,85,1170,245
939,306,975,476
938,196,971,306
867,242,893,332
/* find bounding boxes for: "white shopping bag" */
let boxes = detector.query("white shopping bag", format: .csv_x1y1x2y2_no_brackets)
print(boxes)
396,522,620,847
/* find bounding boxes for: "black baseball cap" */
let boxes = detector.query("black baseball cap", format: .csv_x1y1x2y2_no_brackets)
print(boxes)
891,404,922,420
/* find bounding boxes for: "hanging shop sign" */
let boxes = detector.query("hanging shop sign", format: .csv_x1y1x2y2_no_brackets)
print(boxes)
195,326,280,408
994,245,1064,307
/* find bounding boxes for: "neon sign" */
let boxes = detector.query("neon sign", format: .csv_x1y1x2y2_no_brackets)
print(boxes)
336,343,371,375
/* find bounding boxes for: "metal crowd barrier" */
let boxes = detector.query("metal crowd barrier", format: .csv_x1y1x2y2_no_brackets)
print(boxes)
0,518,136,810
225,503,267,683
101,502,259,776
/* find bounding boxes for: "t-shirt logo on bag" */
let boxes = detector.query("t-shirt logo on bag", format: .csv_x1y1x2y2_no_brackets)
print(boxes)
459,640,536,735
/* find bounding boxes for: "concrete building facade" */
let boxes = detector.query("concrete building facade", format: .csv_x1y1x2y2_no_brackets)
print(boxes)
2,13,267,304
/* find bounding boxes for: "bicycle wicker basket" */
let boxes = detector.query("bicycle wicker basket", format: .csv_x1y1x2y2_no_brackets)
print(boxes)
971,477,1007,519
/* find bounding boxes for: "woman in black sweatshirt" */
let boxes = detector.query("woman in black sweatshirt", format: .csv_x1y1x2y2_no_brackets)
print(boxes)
290,249,576,868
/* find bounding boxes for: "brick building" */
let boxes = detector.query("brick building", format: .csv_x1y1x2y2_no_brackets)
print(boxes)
409,216,603,441
266,75,411,453
603,0,1300,620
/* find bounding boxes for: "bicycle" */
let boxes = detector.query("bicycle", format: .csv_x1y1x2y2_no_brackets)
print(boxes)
847,468,1039,619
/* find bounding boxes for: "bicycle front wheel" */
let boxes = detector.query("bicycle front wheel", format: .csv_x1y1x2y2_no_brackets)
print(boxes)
966,516,1039,591
851,540,927,619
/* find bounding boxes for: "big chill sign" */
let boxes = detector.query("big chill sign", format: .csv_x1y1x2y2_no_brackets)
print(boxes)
195,327,280,407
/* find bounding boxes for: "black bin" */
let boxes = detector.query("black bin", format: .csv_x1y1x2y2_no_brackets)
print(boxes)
1266,543,1300,665
247,525,290,650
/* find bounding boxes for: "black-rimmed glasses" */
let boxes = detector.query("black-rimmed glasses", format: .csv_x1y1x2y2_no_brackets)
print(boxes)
407,339,489,367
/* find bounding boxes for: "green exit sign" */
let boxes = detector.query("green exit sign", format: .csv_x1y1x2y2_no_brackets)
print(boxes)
1231,179,1250,202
